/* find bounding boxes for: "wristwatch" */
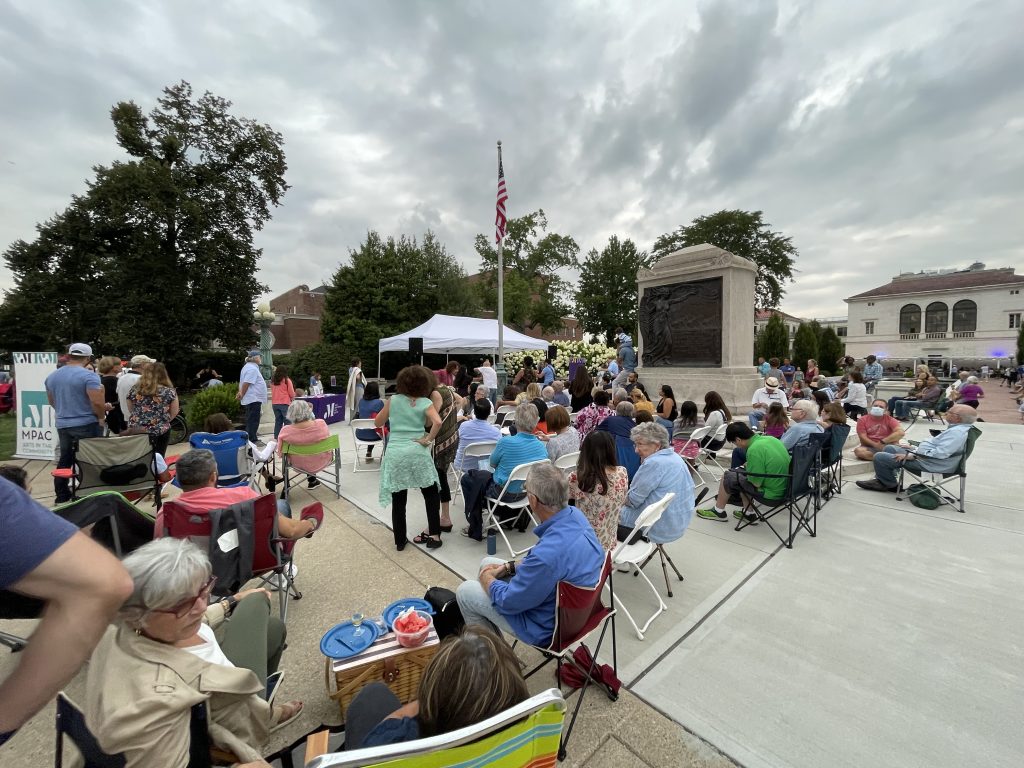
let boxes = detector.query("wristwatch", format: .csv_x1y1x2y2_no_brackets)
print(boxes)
221,596,238,615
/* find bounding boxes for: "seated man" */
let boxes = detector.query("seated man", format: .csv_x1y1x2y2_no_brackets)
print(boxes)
891,375,942,420
863,355,884,390
459,403,548,541
161,449,319,539
541,385,556,404
618,422,695,542
855,405,977,492
780,400,824,451
453,399,501,472
550,380,570,407
456,463,604,646
696,423,791,522
622,371,640,394
748,377,789,429
853,400,905,461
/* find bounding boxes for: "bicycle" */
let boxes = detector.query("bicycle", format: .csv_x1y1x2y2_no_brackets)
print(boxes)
168,409,190,446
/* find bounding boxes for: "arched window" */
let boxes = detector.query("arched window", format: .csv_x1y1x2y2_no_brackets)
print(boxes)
925,302,948,334
899,304,921,334
952,300,977,332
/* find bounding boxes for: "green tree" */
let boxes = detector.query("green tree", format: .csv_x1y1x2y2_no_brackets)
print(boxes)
817,327,845,375
272,342,350,391
756,313,791,361
652,209,797,309
0,81,287,366
576,236,654,345
321,230,476,376
473,209,579,332
1016,325,1024,365
792,322,819,370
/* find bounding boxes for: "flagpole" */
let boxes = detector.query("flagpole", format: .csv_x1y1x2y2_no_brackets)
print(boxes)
495,140,507,394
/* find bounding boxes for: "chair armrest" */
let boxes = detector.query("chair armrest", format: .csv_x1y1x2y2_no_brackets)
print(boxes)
736,469,792,480
304,730,332,762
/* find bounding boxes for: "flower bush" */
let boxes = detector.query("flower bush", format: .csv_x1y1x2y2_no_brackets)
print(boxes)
503,339,616,380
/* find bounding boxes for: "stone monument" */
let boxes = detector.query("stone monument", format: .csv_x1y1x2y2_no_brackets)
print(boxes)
636,243,762,412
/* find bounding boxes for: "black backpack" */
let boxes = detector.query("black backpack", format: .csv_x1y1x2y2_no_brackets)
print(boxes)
423,586,465,640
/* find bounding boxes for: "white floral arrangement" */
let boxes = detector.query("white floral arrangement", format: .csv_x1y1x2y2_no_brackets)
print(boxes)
503,339,616,380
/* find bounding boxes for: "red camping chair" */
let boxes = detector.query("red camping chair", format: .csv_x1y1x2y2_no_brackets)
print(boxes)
161,493,321,622
517,551,617,761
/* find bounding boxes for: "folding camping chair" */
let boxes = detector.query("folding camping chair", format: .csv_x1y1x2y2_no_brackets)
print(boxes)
451,440,497,504
304,689,566,767
483,459,550,557
895,425,982,514
734,442,819,548
51,434,163,509
608,493,675,639
349,419,384,472
280,434,342,501
906,394,947,426
187,430,256,488
818,423,851,504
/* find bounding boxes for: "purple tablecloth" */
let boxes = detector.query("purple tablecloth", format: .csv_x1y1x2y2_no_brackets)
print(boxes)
297,394,346,424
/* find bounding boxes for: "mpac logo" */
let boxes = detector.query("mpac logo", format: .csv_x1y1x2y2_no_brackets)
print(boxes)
324,402,339,419
20,391,55,441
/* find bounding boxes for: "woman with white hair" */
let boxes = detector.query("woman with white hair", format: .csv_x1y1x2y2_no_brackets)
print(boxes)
83,538,301,766
955,375,985,410
276,399,332,489
618,422,696,544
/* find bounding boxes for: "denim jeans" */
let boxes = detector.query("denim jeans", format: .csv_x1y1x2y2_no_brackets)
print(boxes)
456,557,516,637
272,404,290,438
873,445,922,488
243,401,263,442
748,409,766,429
54,422,103,502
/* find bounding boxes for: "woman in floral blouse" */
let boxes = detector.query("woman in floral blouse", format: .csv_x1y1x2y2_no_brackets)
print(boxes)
568,431,628,551
127,361,179,455
573,389,614,440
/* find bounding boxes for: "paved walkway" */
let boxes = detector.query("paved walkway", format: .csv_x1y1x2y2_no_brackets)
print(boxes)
3,406,1022,767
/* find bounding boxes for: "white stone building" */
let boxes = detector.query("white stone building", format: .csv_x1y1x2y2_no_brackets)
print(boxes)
844,263,1024,367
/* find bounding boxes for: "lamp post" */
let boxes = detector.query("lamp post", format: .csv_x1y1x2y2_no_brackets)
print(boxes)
253,301,276,381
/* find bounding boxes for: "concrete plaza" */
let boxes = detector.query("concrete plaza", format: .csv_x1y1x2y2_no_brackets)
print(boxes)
2,403,1022,767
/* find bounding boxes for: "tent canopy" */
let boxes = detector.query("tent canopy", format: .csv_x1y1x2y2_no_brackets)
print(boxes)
378,314,544,355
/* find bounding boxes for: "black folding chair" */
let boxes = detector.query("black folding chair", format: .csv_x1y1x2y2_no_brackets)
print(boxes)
51,434,163,510
819,423,851,503
735,443,819,548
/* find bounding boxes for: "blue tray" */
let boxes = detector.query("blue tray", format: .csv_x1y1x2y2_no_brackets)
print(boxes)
320,618,381,659
382,598,435,631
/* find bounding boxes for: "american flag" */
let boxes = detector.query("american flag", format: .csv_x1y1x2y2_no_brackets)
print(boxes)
495,154,508,244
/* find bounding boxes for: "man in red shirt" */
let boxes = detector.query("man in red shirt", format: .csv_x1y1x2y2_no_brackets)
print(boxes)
853,399,905,461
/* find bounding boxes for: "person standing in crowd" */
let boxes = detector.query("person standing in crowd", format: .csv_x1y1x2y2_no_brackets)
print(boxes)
346,358,366,423
45,343,105,503
779,358,797,388
430,375,464,538
116,354,154,424
804,358,819,382
309,371,324,396
757,356,771,377
97,356,125,434
474,359,498,405
236,349,267,443
954,375,985,410
452,363,473,398
541,357,556,386
614,327,637,372
270,365,296,438
126,361,179,456
512,356,538,387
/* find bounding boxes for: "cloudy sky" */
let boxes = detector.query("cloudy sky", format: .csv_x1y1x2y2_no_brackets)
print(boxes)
1,0,1022,320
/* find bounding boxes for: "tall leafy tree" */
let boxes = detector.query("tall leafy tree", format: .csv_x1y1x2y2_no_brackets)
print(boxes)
792,322,819,370
756,313,791,361
817,327,845,374
0,81,287,368
576,236,654,345
652,209,797,309
320,230,476,375
473,209,579,332
1016,325,1023,365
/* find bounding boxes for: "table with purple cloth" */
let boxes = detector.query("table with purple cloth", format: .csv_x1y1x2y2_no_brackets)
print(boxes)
297,394,346,424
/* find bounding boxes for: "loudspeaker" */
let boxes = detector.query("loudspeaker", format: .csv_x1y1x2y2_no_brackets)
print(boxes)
409,337,424,356
547,344,558,361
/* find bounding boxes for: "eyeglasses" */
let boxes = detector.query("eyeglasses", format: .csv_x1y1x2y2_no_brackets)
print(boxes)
150,576,217,619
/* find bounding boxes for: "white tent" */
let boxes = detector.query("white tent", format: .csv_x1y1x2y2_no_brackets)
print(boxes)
378,314,544,355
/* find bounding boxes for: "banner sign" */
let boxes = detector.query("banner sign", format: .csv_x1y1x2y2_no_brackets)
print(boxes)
14,351,59,460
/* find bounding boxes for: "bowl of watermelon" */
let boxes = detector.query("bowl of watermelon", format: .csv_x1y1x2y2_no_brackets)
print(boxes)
392,608,432,648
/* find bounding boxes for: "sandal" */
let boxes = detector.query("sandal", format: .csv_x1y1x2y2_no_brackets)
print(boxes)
271,699,303,732
413,532,442,548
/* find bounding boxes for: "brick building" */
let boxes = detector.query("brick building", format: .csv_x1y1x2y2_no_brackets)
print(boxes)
267,284,328,354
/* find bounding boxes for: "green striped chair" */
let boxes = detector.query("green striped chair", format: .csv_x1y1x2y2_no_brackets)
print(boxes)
304,688,565,768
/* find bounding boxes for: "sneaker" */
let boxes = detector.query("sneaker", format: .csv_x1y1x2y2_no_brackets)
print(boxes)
307,476,321,489
733,510,758,523
696,507,727,522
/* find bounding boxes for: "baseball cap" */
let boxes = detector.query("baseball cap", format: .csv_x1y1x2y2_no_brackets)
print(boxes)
764,376,780,389
247,348,262,357
130,354,156,366
68,343,93,357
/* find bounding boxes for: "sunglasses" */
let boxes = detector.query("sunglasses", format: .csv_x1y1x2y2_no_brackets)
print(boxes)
150,575,218,619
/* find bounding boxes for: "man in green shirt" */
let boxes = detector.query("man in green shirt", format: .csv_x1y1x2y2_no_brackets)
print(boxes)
696,422,791,522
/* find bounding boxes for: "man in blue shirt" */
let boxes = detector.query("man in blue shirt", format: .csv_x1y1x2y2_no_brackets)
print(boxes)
236,349,268,442
550,381,570,407
453,400,501,471
856,405,978,491
780,400,824,451
457,463,604,646
780,358,796,388
863,355,884,390
45,343,105,502
614,327,637,372
541,358,555,386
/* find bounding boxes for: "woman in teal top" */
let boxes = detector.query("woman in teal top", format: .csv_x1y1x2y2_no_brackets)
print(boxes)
375,366,442,551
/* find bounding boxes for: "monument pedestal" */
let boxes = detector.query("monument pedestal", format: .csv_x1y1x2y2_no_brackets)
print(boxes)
636,244,762,414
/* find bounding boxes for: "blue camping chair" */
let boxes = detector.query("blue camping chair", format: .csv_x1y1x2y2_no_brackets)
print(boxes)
183,431,253,488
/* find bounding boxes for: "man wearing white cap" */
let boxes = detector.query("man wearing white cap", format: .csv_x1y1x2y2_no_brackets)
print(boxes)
237,349,267,442
45,343,105,502
116,354,155,421
748,376,789,430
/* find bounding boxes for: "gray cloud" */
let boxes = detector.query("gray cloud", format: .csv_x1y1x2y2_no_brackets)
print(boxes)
1,0,1023,323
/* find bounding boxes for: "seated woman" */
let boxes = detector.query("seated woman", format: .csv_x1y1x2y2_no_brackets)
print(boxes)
701,392,731,453
344,626,528,749
618,422,695,545
540,404,579,461
356,381,386,462
524,382,548,430
568,431,628,550
83,538,302,766
496,384,521,409
762,402,789,438
671,400,701,444
819,401,848,430
841,371,868,420
630,388,655,416
277,399,333,489
654,385,677,438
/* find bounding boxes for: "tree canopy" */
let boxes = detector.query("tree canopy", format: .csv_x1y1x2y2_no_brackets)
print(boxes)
0,81,287,367
652,209,796,309
320,230,476,375
756,313,791,362
792,321,819,370
817,326,845,374
575,236,654,346
473,209,579,332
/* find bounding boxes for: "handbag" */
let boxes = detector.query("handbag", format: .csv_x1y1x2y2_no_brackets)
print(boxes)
906,483,941,510
423,586,464,640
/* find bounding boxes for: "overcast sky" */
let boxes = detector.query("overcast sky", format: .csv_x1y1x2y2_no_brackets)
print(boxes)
2,0,1022,320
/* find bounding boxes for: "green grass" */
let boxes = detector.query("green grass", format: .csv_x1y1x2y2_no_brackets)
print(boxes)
0,413,16,461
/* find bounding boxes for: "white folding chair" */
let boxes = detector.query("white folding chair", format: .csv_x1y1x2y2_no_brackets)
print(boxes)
484,459,550,557
451,440,498,504
674,426,720,487
494,405,516,428
569,411,580,424
350,419,385,472
608,492,675,639
553,450,580,477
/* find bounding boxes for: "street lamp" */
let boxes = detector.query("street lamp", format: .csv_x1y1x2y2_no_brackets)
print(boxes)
253,302,276,380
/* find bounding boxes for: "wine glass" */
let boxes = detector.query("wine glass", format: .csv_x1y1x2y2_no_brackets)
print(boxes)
352,612,365,638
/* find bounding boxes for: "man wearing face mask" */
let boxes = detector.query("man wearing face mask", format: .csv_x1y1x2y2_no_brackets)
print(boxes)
853,399,905,461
